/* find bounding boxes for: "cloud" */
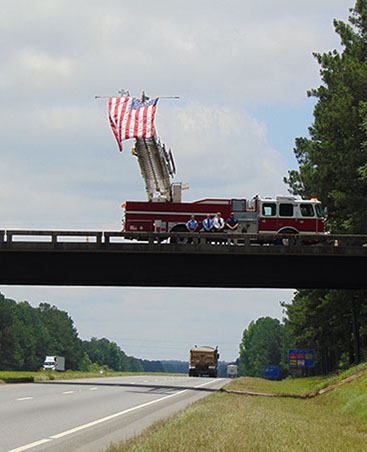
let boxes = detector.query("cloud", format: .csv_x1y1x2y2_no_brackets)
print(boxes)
158,102,287,199
0,0,353,106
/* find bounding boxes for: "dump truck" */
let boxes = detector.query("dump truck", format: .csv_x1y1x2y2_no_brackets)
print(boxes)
43,356,65,372
189,346,219,377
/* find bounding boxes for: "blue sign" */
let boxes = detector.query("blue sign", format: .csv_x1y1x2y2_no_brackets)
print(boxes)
264,366,279,378
288,349,315,367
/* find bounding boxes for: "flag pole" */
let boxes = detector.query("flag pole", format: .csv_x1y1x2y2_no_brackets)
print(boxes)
96,88,179,99
95,95,180,99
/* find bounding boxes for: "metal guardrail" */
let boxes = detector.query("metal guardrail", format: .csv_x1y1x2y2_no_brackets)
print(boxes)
5,230,103,244
1,230,367,248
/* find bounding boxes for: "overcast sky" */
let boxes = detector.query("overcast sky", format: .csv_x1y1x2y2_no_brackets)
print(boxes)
0,0,354,362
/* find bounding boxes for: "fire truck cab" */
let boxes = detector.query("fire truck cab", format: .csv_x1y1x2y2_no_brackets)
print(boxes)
256,196,325,235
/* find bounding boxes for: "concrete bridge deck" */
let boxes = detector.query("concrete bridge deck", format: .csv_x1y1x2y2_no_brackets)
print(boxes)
0,230,366,289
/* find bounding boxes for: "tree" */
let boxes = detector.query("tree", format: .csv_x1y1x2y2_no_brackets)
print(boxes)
0,294,24,370
282,0,367,374
284,0,367,233
37,303,83,370
239,317,287,378
81,337,143,372
282,289,367,373
79,352,94,372
0,293,145,372
0,295,84,371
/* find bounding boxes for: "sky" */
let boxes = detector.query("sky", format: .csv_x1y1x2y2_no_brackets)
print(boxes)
0,0,355,362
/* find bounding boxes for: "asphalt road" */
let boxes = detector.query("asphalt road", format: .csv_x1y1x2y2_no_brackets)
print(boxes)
0,375,229,452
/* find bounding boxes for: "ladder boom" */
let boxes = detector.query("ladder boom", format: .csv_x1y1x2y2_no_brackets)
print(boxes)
133,136,176,201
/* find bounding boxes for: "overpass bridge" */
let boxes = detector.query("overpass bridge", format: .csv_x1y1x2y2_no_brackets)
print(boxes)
0,230,366,289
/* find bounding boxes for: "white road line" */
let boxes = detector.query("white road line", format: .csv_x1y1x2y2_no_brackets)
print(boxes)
62,391,74,394
49,389,189,439
193,379,224,390
89,387,98,390
8,438,51,452
16,397,33,401
9,378,222,451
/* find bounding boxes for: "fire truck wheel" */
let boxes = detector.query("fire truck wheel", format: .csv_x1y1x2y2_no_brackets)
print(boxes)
169,225,189,244
276,229,298,246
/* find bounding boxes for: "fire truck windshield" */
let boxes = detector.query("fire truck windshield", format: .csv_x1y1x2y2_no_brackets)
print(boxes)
315,204,324,218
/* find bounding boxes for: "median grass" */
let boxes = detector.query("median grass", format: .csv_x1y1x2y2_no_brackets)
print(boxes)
0,371,38,384
0,370,184,384
107,363,367,452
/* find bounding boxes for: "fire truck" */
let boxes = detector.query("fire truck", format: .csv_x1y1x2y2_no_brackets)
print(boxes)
117,93,326,237
124,192,325,236
123,136,325,236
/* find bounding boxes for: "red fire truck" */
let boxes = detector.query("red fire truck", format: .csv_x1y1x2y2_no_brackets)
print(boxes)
111,94,325,238
124,190,325,235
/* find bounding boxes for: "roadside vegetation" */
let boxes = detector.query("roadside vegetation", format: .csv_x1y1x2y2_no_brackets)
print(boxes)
0,294,186,375
238,0,367,382
107,363,367,452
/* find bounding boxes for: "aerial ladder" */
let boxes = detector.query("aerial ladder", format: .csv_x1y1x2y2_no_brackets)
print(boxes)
102,89,186,203
130,90,188,203
132,134,177,202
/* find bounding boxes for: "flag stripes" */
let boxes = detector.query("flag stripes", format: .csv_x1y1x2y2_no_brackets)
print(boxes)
108,96,158,151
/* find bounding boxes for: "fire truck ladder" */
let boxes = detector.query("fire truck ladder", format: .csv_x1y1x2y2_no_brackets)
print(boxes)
132,135,176,201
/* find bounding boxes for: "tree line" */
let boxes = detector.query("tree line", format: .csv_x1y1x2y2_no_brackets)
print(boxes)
0,293,182,373
240,1,367,378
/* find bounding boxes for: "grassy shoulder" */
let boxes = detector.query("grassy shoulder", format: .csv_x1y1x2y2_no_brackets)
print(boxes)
108,363,367,452
224,361,367,396
0,370,185,384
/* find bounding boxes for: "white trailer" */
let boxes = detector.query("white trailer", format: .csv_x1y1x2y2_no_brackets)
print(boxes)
43,356,65,372
227,364,239,378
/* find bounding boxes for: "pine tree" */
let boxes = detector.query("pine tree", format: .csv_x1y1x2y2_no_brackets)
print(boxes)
284,0,367,233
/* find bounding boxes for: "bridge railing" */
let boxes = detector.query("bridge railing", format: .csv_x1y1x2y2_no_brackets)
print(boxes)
104,231,367,248
2,230,367,248
5,230,103,244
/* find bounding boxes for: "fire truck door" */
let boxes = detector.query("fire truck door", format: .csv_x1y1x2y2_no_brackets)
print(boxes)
260,202,277,232
278,203,294,231
154,219,162,232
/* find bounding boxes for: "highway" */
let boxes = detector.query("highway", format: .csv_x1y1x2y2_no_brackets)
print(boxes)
0,375,228,452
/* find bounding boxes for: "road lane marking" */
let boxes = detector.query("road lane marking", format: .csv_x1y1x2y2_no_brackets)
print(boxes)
8,438,51,452
50,379,222,440
62,391,74,394
195,379,223,388
16,397,33,401
89,387,98,390
49,389,189,439
9,378,223,450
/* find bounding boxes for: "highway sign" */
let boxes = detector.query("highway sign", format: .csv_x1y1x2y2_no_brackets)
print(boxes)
264,366,279,378
288,349,315,367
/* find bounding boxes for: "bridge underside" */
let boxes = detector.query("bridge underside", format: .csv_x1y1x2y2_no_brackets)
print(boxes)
0,242,365,289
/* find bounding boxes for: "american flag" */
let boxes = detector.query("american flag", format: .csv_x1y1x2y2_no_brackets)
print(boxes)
108,96,159,151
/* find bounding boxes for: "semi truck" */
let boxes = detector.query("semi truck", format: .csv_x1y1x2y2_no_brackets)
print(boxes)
227,364,239,378
189,346,219,377
43,356,65,372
